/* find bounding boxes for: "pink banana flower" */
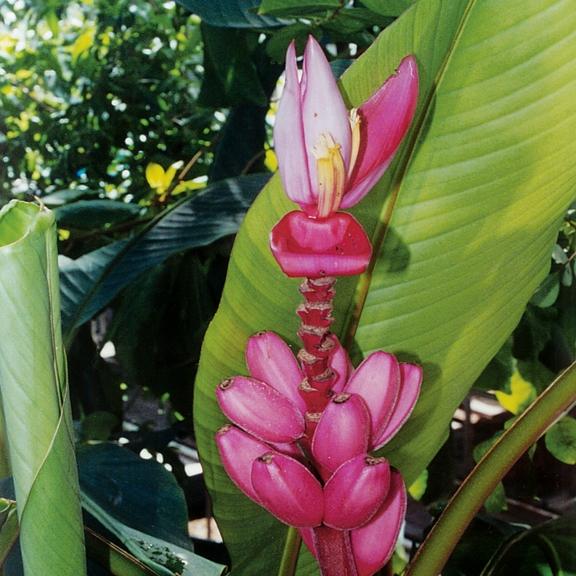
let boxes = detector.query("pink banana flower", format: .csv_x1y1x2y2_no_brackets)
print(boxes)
270,36,419,278
216,331,422,575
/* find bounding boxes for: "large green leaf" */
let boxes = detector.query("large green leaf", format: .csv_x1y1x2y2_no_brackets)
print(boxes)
0,201,86,575
59,174,269,338
194,0,576,573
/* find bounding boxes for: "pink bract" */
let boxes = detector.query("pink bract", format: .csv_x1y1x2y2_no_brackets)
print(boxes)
270,210,372,278
274,36,419,217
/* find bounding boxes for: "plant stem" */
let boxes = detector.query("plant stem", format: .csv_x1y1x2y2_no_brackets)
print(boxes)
313,527,358,576
277,527,302,576
297,277,337,414
405,361,576,576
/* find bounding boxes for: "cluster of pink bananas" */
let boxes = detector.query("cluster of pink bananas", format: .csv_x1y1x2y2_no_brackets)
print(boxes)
215,36,420,576
217,333,422,575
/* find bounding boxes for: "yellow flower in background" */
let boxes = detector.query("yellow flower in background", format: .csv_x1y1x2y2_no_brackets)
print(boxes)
264,146,277,172
145,160,205,202
145,161,181,194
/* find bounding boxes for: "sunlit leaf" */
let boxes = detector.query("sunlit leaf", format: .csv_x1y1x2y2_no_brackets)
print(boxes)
408,469,428,501
69,28,95,63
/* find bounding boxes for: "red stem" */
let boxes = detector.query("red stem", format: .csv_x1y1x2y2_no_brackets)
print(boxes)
313,526,358,576
297,277,338,414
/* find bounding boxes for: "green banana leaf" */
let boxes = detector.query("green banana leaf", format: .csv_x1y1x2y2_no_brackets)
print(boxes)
0,201,86,575
194,0,576,573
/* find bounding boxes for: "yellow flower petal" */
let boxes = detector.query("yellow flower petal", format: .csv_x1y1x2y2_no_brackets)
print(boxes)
163,160,184,189
145,162,166,190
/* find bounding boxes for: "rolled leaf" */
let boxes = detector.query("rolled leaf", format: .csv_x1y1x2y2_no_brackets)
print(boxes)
0,200,86,576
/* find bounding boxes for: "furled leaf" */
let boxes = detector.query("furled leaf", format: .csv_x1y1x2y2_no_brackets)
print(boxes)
194,1,576,574
59,174,269,338
0,200,86,575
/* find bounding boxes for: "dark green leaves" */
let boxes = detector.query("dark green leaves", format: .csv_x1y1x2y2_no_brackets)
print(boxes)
55,200,142,230
175,0,284,27
259,0,341,17
198,26,267,107
78,443,226,576
482,514,576,576
59,174,269,337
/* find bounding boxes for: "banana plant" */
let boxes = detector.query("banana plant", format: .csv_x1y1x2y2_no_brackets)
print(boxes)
193,0,576,574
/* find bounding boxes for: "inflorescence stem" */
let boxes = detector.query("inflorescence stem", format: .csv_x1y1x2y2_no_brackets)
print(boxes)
297,276,338,416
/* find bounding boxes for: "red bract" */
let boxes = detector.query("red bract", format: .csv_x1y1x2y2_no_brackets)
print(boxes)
270,210,372,278
270,36,419,278
215,331,422,575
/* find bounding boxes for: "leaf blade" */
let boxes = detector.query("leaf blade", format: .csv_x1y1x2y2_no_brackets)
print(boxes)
59,174,269,337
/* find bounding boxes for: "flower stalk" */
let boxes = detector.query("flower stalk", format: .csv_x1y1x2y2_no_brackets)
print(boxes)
297,276,337,414
313,527,358,576
216,35,420,576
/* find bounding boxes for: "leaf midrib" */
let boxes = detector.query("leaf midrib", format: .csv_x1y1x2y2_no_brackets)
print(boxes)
343,0,479,350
